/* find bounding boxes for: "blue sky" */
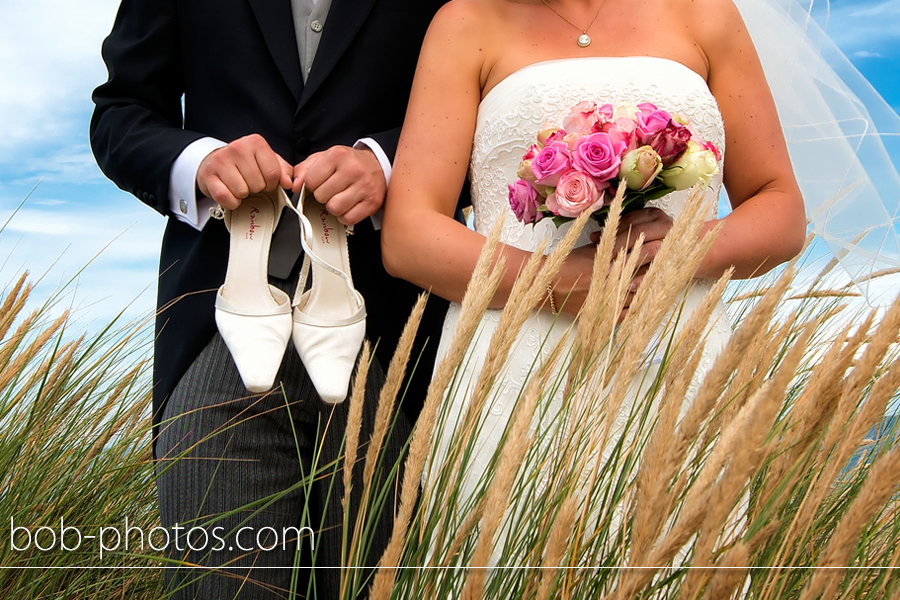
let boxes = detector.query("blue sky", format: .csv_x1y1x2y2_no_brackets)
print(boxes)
0,0,898,328
826,0,900,111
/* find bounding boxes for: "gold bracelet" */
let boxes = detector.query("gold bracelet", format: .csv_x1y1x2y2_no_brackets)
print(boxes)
546,282,558,316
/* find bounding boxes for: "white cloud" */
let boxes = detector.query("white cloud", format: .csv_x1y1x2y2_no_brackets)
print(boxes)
0,195,164,325
0,0,120,159
30,199,69,207
15,146,109,185
823,0,900,53
1,202,162,256
852,50,884,58
843,0,900,19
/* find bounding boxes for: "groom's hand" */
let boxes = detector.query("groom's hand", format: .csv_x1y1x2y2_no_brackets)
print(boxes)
196,134,294,210
291,146,386,226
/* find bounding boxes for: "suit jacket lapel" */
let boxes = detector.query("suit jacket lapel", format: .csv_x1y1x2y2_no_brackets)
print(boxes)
299,0,378,109
247,0,304,101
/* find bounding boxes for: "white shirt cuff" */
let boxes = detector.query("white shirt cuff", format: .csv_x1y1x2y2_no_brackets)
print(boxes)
354,137,391,230
169,137,227,230
354,137,392,186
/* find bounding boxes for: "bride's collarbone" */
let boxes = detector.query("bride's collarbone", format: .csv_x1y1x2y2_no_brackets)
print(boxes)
479,1,708,92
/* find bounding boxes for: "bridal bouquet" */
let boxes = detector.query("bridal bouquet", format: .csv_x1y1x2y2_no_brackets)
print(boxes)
508,101,721,226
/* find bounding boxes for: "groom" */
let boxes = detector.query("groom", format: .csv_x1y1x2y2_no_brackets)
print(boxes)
91,0,448,597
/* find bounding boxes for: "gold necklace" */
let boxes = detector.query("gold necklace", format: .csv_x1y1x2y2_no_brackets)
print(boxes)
540,0,607,48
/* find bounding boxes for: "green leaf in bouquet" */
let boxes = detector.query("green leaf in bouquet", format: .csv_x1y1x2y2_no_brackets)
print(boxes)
551,214,570,228
633,179,676,201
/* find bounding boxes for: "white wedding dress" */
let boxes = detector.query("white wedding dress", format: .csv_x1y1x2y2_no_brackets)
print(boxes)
425,57,733,565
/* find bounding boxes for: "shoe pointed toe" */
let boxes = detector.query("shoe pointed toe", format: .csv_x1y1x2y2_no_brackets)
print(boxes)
291,307,366,404
216,286,292,393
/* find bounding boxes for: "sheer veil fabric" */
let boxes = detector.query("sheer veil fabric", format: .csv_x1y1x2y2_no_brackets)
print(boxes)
732,0,900,305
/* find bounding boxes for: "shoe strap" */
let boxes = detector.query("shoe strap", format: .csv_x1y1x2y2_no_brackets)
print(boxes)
292,294,366,325
288,189,362,309
215,285,292,316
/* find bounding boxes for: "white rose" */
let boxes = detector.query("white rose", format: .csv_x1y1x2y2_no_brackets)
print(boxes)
618,146,663,191
659,140,719,190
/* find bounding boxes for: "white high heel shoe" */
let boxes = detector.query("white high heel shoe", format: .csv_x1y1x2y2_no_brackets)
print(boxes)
290,186,366,405
214,189,293,393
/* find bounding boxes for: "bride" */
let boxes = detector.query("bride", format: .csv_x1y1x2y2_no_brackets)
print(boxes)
383,0,806,305
381,0,806,572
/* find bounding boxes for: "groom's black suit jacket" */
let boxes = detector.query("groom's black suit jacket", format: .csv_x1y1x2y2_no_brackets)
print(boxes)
90,0,448,431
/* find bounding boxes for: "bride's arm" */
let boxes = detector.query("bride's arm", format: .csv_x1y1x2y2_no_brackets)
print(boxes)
687,0,807,279
382,2,594,312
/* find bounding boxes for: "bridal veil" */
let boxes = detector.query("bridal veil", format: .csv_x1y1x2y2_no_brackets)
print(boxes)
733,0,900,305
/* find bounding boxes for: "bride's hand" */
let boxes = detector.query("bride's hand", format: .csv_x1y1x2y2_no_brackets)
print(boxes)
595,207,674,268
589,207,674,313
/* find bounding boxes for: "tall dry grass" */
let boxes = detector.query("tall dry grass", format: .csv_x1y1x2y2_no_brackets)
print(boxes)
2,183,899,600
0,271,161,598
344,187,900,599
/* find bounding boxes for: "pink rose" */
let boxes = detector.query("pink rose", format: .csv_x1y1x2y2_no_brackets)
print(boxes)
619,146,664,191
636,108,673,143
546,171,605,218
544,129,571,148
522,144,540,161
572,132,626,182
508,179,544,224
647,121,692,165
537,127,565,147
701,140,722,161
531,141,573,186
602,117,639,152
563,101,600,134
598,103,614,122
636,102,661,113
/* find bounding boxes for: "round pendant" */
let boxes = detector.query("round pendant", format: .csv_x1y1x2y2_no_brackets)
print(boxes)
577,33,591,47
